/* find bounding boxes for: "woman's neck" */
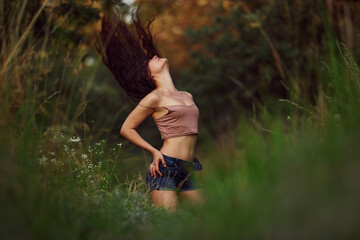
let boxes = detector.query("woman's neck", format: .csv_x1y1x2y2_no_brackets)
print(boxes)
154,71,178,92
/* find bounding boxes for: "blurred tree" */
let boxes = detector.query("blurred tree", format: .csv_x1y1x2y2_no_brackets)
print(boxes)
118,0,360,138
3,0,359,145
176,0,360,136
0,0,129,142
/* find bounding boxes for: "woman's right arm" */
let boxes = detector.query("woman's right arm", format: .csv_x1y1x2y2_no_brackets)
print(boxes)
120,92,159,153
120,92,166,178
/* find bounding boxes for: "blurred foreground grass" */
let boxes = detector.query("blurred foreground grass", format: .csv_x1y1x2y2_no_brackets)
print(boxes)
1,45,359,239
1,2,360,240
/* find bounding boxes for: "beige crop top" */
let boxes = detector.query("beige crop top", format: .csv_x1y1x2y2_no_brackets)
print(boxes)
138,95,199,140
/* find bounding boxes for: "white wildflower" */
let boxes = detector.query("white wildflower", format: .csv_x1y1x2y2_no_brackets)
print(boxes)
39,155,48,166
69,136,81,142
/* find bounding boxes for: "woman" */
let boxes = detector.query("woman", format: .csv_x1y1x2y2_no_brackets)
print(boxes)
96,8,203,211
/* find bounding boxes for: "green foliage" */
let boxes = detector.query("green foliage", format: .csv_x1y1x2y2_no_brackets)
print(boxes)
1,37,359,238
182,0,359,136
0,0,359,239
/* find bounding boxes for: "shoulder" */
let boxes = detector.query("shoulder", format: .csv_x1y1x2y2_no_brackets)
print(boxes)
138,90,160,108
182,91,193,99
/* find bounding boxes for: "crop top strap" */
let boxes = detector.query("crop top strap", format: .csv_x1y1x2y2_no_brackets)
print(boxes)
138,103,157,109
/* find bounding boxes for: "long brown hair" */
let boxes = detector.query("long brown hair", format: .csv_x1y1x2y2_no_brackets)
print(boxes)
96,7,161,101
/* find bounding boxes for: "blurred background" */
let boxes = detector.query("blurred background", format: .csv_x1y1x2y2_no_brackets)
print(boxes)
1,0,359,239
3,0,359,162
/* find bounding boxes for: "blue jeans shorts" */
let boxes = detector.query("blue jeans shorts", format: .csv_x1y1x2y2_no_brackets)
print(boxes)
146,154,203,193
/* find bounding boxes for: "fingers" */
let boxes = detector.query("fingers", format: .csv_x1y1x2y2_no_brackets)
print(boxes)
161,156,167,167
155,161,162,178
150,159,165,179
149,163,162,179
150,164,156,179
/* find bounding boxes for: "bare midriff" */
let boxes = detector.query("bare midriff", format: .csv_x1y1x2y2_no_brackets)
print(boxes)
159,134,198,162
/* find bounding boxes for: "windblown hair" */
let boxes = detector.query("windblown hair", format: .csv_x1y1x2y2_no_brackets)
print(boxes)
96,7,161,101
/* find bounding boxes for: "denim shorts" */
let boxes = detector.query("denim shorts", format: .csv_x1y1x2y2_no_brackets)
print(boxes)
146,154,203,193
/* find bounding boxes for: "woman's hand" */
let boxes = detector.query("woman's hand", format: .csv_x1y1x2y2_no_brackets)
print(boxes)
149,150,166,179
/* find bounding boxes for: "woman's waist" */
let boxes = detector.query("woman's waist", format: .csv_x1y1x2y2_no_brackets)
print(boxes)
159,150,196,162
160,136,197,161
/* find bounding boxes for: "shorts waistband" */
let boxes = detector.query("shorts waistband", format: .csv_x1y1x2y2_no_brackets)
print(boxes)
161,153,203,171
162,153,195,164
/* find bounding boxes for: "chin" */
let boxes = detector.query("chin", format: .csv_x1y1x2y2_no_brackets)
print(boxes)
163,59,169,69
161,57,168,65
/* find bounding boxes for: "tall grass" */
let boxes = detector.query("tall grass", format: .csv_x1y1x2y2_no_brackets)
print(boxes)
141,27,360,239
144,13,360,239
0,2,153,239
1,1,360,239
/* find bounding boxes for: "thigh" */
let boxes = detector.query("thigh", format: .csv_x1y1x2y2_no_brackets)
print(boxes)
150,190,178,211
177,170,201,192
178,189,203,204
